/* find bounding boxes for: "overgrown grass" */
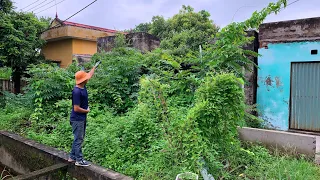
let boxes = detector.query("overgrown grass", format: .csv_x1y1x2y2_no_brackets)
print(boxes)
216,143,320,180
242,145,320,180
1,105,320,180
246,155,320,179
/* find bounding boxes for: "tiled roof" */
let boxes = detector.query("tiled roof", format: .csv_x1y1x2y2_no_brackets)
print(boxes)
53,18,117,33
62,21,117,33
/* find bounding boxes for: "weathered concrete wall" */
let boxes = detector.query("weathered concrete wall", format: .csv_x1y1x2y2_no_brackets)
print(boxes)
0,131,64,179
243,30,259,109
0,133,59,174
73,54,92,65
257,17,320,130
97,36,116,52
238,127,317,157
73,39,97,55
257,42,320,130
42,39,73,68
41,26,114,42
259,17,320,48
0,131,133,180
126,32,160,53
97,32,160,53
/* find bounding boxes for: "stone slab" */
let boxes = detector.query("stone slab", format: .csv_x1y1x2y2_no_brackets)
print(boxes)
238,127,316,156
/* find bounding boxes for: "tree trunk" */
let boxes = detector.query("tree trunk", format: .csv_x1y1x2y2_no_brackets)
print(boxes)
12,70,21,94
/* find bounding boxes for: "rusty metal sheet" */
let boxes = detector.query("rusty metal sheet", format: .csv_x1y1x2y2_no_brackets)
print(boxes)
290,62,320,131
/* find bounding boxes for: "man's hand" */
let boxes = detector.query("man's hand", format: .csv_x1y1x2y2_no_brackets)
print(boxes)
87,61,100,80
87,106,90,112
74,105,90,114
94,61,101,68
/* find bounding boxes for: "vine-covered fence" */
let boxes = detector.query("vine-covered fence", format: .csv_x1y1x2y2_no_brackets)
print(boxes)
0,79,27,93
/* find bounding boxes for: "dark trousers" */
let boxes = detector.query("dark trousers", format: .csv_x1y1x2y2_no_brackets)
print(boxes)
69,120,87,161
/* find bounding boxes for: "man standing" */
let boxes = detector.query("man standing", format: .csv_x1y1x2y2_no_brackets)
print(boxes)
68,62,99,166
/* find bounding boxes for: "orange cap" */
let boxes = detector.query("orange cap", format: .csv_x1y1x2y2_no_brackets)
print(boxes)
75,71,92,85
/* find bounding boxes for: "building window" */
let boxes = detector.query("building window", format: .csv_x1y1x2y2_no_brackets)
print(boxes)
311,50,318,55
53,61,61,67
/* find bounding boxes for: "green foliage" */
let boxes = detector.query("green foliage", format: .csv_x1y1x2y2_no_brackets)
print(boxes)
239,143,320,179
0,0,13,13
192,73,245,144
25,63,75,124
0,66,12,79
39,16,52,29
244,104,264,128
161,6,218,54
0,92,33,133
136,5,219,55
203,0,287,77
131,22,151,32
89,48,143,113
2,91,33,111
0,12,47,68
26,63,74,103
0,7,48,92
114,33,127,48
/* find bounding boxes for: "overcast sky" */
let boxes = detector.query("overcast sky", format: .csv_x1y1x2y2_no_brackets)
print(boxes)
12,0,319,30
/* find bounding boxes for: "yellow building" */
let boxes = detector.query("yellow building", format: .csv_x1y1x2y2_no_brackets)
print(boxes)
41,17,117,68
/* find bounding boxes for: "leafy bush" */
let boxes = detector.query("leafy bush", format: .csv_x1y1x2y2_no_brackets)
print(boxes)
0,92,33,133
26,63,75,103
89,48,143,113
192,73,245,145
0,66,12,79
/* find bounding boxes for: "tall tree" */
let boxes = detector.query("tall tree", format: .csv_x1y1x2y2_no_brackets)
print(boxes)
135,5,219,55
131,22,151,33
0,0,13,13
0,1,48,93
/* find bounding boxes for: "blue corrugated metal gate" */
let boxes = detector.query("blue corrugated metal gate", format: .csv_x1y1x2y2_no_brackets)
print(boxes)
290,62,320,132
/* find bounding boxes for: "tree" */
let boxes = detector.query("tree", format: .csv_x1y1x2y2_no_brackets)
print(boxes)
0,0,13,13
137,5,219,55
39,16,52,28
131,22,151,33
0,5,48,93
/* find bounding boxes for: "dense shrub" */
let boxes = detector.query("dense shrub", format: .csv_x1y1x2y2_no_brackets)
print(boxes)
0,66,12,79
89,48,143,113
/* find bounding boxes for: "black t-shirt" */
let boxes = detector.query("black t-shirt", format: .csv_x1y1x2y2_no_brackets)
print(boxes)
70,86,88,121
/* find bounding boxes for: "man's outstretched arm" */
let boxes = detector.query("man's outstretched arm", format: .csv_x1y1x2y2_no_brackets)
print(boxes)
87,61,101,79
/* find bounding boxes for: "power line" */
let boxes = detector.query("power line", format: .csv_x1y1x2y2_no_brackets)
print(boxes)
231,0,302,22
28,0,56,12
44,0,98,30
21,0,41,10
282,0,301,9
63,0,97,22
25,0,49,12
35,0,67,14
232,6,257,22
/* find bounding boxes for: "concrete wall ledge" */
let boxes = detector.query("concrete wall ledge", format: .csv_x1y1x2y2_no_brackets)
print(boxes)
238,127,320,163
0,131,133,180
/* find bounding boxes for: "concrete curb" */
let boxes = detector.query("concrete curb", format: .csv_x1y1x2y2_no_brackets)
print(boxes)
0,131,133,180
238,127,320,163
